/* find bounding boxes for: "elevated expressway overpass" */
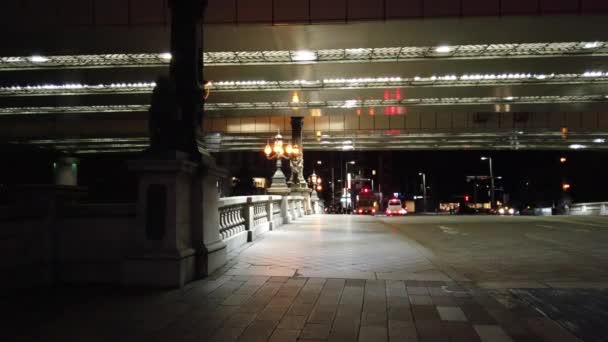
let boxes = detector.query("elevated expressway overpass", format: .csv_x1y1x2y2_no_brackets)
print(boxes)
1,15,608,154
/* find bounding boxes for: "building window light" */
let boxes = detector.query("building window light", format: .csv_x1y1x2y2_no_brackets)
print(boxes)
569,144,587,149
30,55,49,63
159,52,172,61
435,45,452,53
292,50,316,62
583,42,601,49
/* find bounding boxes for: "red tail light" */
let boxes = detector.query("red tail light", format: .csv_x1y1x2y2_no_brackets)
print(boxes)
358,209,363,213
386,209,392,214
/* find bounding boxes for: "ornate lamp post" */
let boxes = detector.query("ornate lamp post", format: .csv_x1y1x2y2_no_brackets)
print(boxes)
264,132,299,194
308,171,323,213
309,171,323,192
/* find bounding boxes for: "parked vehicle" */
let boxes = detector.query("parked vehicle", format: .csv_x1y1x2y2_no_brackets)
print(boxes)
386,198,407,216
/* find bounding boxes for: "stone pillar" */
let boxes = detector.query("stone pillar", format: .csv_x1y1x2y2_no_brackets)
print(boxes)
168,0,207,158
289,117,313,214
289,117,307,188
54,157,78,186
124,157,198,288
192,154,227,277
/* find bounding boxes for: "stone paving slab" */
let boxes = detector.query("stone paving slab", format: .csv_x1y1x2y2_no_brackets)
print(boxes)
5,215,606,342
3,275,588,342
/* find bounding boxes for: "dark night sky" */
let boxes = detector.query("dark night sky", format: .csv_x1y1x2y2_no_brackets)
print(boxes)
302,150,608,207
1,146,607,207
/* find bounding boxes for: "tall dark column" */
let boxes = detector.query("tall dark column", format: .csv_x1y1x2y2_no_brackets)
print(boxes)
168,0,207,159
290,117,306,187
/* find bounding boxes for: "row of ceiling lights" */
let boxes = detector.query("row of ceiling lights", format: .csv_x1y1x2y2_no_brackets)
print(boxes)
3,71,608,94
3,41,604,65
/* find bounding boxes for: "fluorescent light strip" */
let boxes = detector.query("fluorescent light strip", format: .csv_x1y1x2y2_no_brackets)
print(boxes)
0,105,148,115
73,148,146,154
211,72,608,91
0,41,606,70
15,137,149,144
0,83,156,96
204,95,608,110
4,72,608,97
1,95,607,115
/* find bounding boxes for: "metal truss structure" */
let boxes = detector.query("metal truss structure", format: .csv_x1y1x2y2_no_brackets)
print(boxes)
4,72,608,96
10,130,608,154
1,95,606,116
1,41,607,70
205,95,608,111
0,105,149,116
3,72,608,96
0,83,156,97
209,72,608,91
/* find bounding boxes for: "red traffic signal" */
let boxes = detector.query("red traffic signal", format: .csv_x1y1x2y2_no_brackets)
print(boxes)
464,195,470,202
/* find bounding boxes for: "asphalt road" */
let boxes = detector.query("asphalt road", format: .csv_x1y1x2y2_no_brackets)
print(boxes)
379,215,608,286
378,215,608,341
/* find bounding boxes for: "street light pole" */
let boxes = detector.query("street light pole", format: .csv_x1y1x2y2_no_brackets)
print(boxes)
331,167,335,207
481,157,495,209
419,172,427,213
345,161,355,211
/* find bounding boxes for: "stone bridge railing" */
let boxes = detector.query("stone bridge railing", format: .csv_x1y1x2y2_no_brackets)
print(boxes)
569,202,608,216
218,195,310,253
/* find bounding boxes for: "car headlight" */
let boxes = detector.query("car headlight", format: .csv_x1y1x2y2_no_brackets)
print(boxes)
498,208,505,215
508,208,515,215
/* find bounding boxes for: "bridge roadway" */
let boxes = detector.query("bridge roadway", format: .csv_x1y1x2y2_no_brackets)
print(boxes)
228,214,608,286
7,214,608,341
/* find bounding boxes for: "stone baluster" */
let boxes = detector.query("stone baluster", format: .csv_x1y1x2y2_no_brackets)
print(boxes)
281,196,290,224
244,197,254,241
267,196,274,230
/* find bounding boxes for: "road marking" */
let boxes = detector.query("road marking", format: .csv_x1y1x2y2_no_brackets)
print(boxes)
438,225,459,235
550,218,608,228
536,224,556,229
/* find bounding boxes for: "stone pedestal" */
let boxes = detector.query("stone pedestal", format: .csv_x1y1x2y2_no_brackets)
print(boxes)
267,158,290,196
290,186,312,215
311,190,321,214
123,156,197,287
123,153,227,287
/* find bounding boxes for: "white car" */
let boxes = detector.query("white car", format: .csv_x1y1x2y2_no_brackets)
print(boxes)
386,198,407,216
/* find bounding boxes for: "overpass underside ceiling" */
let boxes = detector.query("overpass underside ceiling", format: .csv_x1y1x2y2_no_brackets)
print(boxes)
7,129,608,154
1,16,608,153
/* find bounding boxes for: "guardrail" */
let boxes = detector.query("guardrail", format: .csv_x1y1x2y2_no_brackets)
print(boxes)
569,202,608,216
218,194,313,252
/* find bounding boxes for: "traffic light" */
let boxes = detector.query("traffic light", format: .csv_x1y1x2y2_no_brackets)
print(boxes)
562,183,571,191
464,195,470,202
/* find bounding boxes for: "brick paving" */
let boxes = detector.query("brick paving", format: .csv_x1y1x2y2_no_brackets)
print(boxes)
7,214,605,341
7,275,583,342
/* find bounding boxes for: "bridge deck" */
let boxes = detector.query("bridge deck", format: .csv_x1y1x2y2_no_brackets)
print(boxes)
6,214,608,341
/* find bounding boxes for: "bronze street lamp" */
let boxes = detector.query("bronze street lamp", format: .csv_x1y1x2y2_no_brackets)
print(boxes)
264,131,300,193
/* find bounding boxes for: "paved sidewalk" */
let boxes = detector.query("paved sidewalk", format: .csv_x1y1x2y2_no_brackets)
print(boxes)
225,215,459,281
7,275,581,342
5,215,596,341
